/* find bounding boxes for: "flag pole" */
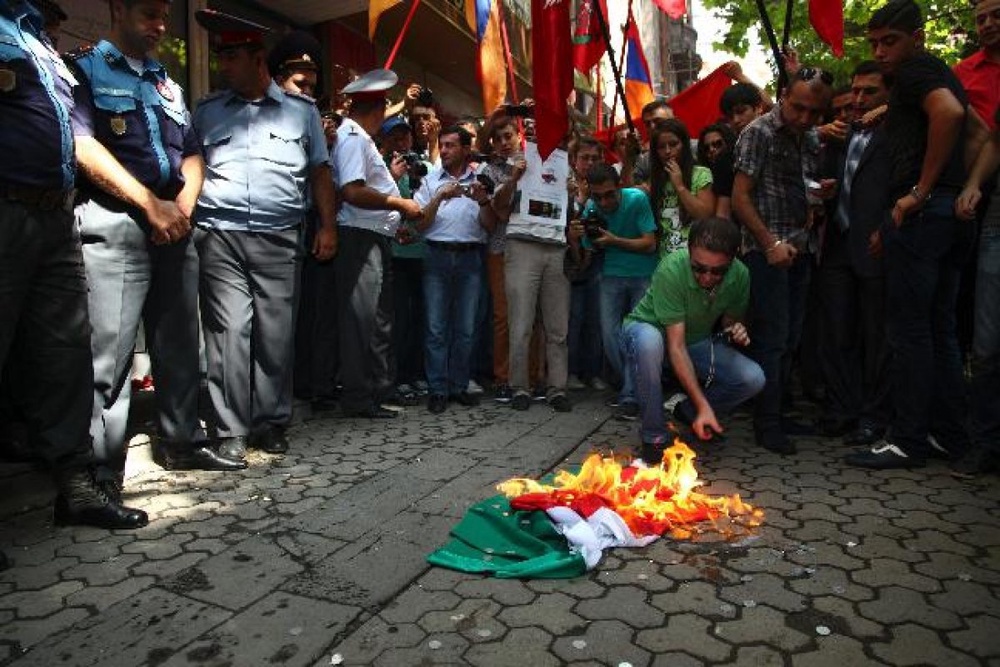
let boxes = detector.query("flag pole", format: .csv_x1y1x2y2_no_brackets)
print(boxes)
595,65,603,130
384,0,422,69
608,20,627,127
496,0,519,104
752,0,786,93
594,0,636,134
779,0,794,91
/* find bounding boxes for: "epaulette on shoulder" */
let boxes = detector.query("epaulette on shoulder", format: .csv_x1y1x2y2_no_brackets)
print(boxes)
282,89,316,104
63,43,95,61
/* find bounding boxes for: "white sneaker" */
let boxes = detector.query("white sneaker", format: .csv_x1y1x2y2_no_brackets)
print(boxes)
566,375,587,391
663,392,687,413
590,377,609,391
467,379,485,395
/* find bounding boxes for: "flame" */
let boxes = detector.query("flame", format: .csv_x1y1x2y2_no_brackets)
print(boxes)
498,439,763,539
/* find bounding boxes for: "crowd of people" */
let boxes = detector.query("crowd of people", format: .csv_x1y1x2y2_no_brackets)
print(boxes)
1,0,999,570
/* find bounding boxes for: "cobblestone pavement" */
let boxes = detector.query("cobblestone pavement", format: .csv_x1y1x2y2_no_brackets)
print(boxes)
1,391,998,666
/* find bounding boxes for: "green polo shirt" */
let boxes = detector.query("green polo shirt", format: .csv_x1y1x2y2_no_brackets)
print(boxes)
625,249,749,344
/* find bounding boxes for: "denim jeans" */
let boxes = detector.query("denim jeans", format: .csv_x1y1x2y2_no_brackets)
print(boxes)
569,272,604,380
600,275,651,404
423,245,483,396
744,250,812,434
622,321,765,444
884,193,973,456
972,229,1000,452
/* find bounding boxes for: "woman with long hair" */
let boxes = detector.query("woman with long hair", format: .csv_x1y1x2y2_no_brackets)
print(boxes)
647,119,715,255
697,122,738,220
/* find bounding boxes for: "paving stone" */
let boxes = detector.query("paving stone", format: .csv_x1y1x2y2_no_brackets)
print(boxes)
871,623,982,667
553,619,651,666
720,645,785,666
809,595,885,639
857,585,961,630
791,635,891,667
788,567,873,602
325,617,424,666
412,464,514,518
649,651,710,667
851,558,942,593
525,576,606,599
497,592,587,635
929,579,1000,617
1,580,83,618
64,575,156,612
947,613,1000,659
719,572,808,613
372,632,470,666
158,591,359,667
453,577,537,606
595,559,676,592
651,581,736,619
574,586,664,629
464,626,559,667
635,613,730,662
715,603,811,651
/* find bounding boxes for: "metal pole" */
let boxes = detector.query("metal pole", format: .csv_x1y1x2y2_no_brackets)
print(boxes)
592,0,636,135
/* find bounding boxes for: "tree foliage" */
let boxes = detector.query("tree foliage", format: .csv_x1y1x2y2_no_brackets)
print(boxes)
699,0,977,89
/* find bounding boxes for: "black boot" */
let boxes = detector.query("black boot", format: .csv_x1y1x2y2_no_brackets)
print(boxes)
53,468,148,529
153,440,247,471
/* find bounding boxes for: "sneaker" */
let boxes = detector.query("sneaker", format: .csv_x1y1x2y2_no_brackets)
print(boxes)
663,392,687,414
467,379,485,395
604,396,621,409
566,375,587,391
531,386,547,402
549,394,572,412
414,380,430,396
615,402,640,421
844,439,925,469
926,434,955,461
512,392,531,411
493,383,513,403
590,377,610,391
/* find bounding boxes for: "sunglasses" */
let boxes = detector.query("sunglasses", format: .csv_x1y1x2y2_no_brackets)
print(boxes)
706,139,725,150
691,261,731,277
796,67,834,86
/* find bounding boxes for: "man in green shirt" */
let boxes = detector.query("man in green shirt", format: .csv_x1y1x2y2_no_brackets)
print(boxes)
622,217,764,462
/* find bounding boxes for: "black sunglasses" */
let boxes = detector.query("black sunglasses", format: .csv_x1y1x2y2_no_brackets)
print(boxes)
796,67,834,86
691,261,731,277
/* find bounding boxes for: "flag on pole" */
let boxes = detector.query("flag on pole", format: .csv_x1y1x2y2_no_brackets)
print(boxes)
667,64,733,138
651,0,687,20
466,0,508,114
809,0,844,57
369,0,402,39
531,0,573,160
623,19,655,120
572,0,608,74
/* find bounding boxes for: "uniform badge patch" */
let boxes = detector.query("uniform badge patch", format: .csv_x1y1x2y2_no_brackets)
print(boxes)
0,68,16,93
156,79,174,102
110,116,127,136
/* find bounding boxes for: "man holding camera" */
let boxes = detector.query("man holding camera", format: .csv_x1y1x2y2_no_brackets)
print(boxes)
413,127,490,413
622,218,764,463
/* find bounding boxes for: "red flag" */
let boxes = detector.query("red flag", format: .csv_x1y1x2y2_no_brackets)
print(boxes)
572,0,608,74
809,0,844,57
532,0,573,160
651,0,686,20
667,64,733,138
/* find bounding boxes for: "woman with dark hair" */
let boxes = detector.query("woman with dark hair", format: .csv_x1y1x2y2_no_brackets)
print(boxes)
648,119,715,255
698,122,738,220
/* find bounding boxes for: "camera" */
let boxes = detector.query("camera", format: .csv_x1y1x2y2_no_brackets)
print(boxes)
395,151,429,190
582,211,607,241
416,87,434,108
504,103,534,118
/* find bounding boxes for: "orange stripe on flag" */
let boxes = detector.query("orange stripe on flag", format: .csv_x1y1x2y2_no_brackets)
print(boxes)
479,1,507,114
369,0,402,39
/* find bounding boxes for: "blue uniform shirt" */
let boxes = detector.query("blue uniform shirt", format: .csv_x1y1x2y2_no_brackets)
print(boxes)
0,0,76,190
193,80,328,232
68,39,197,201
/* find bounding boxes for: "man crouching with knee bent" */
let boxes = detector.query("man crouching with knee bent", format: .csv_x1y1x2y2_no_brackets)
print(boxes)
621,217,764,463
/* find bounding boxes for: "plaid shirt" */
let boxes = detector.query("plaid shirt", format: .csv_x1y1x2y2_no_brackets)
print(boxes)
733,106,822,251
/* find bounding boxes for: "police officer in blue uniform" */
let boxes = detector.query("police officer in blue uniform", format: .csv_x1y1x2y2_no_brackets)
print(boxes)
0,0,147,543
68,0,245,481
193,10,337,459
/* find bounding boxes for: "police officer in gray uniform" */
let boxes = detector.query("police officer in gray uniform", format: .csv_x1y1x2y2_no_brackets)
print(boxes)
68,0,246,481
0,0,146,541
193,10,337,459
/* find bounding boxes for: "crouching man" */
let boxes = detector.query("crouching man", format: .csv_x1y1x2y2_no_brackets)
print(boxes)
621,217,764,462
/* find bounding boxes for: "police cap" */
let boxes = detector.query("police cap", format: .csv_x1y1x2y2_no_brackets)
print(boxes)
341,68,398,101
268,30,322,77
195,9,270,53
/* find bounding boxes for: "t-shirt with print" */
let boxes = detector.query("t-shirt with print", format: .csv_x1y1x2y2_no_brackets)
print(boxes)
655,165,713,256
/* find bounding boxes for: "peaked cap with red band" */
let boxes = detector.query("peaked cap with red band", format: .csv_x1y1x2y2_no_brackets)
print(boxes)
195,9,270,53
340,68,398,102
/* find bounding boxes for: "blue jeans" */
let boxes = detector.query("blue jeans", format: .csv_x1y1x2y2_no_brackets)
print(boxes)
622,321,765,444
884,194,973,456
600,275,651,403
744,250,812,434
972,228,1000,452
569,272,603,380
423,245,483,396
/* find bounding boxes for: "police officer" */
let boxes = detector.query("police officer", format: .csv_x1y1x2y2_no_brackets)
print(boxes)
334,69,423,418
193,10,337,458
68,0,245,480
0,0,146,536
268,29,321,99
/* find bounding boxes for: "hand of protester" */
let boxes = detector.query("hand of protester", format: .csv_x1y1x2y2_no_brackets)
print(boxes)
624,132,642,162
781,46,800,77
818,120,849,143
860,104,887,128
765,240,797,268
146,199,189,245
592,228,617,248
722,60,744,81
510,155,528,182
692,404,723,441
313,225,337,261
815,178,838,201
427,117,441,143
404,83,422,108
567,219,585,246
868,230,882,258
665,159,684,189
956,185,981,221
395,224,415,245
467,181,490,204
438,183,463,201
891,193,923,227
725,322,751,347
397,198,423,220
389,154,408,180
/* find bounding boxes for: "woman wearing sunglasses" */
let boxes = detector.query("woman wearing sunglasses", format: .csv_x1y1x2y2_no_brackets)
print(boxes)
698,123,738,220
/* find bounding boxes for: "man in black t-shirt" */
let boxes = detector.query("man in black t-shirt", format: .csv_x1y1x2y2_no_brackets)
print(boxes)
846,0,974,469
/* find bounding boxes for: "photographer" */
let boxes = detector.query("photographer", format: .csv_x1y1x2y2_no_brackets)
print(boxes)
405,84,442,167
580,164,658,421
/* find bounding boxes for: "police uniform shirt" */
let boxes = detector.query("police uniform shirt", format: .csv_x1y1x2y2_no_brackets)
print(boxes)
413,165,485,244
0,0,76,190
333,116,401,236
68,39,197,201
193,80,328,232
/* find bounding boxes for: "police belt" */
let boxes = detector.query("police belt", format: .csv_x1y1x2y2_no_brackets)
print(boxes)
0,183,76,212
426,239,483,252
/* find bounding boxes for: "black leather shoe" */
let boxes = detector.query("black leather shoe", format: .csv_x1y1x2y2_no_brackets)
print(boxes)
755,429,796,455
843,424,883,447
344,405,398,419
252,427,289,454
428,394,448,414
844,441,925,469
157,444,247,471
451,391,480,407
53,469,148,529
217,436,249,461
549,394,572,412
511,393,531,411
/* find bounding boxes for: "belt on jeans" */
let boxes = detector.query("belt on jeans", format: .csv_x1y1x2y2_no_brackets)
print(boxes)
427,240,483,252
0,183,75,212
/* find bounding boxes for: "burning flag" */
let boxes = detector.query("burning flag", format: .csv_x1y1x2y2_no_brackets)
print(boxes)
428,441,763,578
